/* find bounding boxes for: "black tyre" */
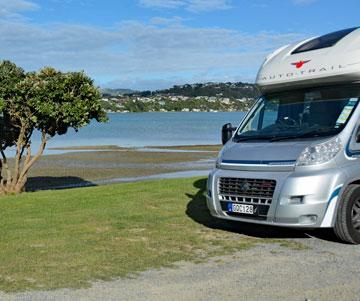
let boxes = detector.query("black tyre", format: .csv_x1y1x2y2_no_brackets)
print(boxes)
334,184,360,244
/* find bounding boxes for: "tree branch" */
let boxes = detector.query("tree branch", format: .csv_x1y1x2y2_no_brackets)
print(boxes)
17,130,47,186
12,124,26,186
20,128,33,159
0,150,11,189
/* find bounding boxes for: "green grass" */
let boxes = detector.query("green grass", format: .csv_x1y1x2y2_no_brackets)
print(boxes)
0,177,304,293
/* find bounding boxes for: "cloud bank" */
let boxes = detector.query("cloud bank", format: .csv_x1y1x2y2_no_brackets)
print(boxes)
292,0,318,5
0,0,39,18
139,0,232,12
0,0,304,90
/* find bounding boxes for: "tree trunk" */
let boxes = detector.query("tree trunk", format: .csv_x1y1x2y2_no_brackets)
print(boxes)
0,130,47,195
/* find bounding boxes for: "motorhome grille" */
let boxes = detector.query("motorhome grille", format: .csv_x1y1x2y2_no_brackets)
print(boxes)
218,177,276,198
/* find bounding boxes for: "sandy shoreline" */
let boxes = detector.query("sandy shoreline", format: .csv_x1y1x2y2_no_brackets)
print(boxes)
26,145,218,191
48,144,221,152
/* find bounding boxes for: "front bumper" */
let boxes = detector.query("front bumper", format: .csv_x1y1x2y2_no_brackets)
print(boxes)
207,167,346,228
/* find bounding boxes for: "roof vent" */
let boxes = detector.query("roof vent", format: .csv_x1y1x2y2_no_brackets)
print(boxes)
292,27,359,55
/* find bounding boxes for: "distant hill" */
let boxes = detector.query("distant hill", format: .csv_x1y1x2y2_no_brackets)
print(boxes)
99,82,259,113
153,82,259,99
109,82,260,99
101,88,137,96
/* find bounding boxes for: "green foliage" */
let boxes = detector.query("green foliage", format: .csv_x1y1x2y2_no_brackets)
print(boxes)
100,100,119,112
101,88,136,96
0,61,107,194
0,61,26,106
104,97,253,113
0,65,107,139
102,82,258,113
156,82,260,98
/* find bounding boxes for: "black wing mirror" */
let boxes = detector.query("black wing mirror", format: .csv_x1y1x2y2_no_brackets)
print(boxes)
356,126,360,143
222,123,236,145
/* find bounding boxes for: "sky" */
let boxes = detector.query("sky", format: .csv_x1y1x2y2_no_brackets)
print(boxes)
0,0,359,90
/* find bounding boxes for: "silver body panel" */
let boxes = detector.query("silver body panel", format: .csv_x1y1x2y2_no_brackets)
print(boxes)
207,167,346,228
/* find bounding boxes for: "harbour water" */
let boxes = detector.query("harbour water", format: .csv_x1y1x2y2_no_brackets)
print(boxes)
18,112,249,187
37,111,247,150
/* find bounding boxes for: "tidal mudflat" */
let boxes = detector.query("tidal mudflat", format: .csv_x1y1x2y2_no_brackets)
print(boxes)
26,145,220,190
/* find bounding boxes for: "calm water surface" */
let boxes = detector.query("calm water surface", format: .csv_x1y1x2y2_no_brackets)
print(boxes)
16,112,246,155
41,112,247,148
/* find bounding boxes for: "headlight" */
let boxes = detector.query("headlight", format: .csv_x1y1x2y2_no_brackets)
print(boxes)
296,137,341,166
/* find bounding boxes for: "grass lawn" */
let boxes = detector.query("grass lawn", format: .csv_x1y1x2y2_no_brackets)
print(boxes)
0,177,304,293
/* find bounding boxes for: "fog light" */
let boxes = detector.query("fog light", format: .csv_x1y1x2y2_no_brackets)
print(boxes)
289,196,304,205
299,215,317,224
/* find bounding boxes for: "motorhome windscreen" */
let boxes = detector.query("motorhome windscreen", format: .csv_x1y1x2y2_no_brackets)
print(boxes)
234,85,360,142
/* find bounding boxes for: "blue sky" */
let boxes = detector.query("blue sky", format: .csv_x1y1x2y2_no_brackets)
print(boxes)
0,0,359,90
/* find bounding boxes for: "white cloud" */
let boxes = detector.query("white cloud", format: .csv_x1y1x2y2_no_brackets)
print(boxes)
149,16,186,25
0,10,304,89
139,0,184,9
0,0,39,18
186,0,232,12
139,0,232,12
292,0,317,5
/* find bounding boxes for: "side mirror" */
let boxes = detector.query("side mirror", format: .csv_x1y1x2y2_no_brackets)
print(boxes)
356,127,360,143
222,123,236,145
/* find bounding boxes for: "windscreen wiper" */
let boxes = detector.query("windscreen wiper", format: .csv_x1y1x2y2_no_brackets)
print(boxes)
269,129,335,142
234,135,274,142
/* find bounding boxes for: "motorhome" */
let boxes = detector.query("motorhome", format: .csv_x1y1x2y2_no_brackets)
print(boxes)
207,27,360,244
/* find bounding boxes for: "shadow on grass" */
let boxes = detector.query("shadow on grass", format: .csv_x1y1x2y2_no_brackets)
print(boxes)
186,178,341,243
26,176,96,191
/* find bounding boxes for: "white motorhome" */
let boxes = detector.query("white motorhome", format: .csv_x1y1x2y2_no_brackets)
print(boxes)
207,27,360,243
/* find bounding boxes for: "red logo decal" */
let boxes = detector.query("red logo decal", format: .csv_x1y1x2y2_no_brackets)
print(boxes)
291,60,311,69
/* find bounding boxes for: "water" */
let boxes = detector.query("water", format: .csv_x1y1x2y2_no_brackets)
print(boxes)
31,112,247,149
5,112,245,156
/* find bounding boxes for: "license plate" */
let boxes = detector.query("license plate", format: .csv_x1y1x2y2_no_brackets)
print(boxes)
227,203,254,215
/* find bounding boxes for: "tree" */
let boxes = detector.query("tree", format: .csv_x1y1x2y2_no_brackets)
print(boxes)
0,61,107,194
